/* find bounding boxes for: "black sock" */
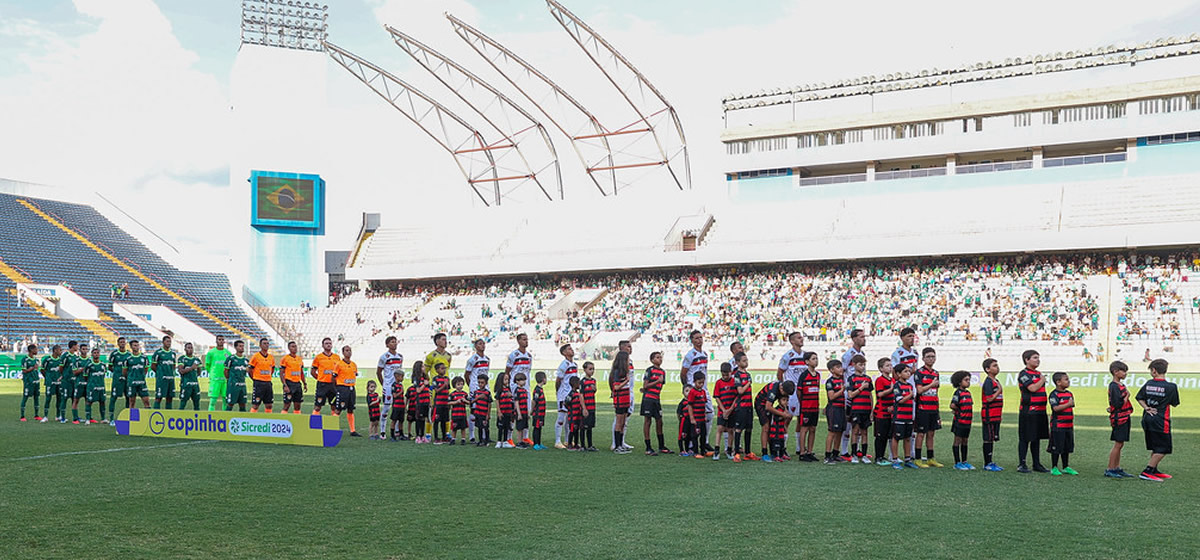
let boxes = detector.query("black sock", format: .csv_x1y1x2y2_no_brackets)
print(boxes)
960,444,968,462
645,438,653,451
615,430,622,448
926,448,934,460
533,426,541,446
586,428,593,448
983,442,994,464
1062,453,1069,469
743,429,752,453
1052,452,1060,468
875,435,887,459
914,448,922,460
657,432,665,450
1031,439,1043,467
953,445,962,463
762,447,768,456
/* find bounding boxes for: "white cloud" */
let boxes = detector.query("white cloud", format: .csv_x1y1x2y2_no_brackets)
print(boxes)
0,0,228,190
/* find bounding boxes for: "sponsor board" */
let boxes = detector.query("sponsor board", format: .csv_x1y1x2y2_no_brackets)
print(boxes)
114,408,342,447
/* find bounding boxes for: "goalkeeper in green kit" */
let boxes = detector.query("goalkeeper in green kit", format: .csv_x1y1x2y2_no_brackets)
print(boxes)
206,335,231,411
84,346,107,423
108,337,131,420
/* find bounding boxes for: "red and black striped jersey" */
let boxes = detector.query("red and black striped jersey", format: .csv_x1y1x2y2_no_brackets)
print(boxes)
951,388,973,426
892,381,915,422
799,370,821,412
1018,369,1047,413
825,375,845,408
686,387,708,420
367,392,382,416
449,390,469,419
414,384,431,407
767,408,788,439
391,381,406,410
981,376,1003,422
611,376,631,409
734,369,753,409
405,385,418,409
471,388,492,417
568,390,583,422
755,382,784,410
497,386,514,415
914,367,940,412
642,366,664,401
432,375,450,406
513,386,529,416
581,377,597,412
1108,381,1133,426
714,378,738,410
1049,389,1074,429
532,385,546,418
848,373,873,413
874,375,894,419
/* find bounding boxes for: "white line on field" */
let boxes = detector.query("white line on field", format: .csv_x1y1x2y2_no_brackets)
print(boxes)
8,440,215,461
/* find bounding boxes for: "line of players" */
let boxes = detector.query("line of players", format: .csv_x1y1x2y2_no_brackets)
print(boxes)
15,327,1182,480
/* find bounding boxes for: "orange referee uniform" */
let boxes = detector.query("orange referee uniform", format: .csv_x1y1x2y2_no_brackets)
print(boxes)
248,351,276,413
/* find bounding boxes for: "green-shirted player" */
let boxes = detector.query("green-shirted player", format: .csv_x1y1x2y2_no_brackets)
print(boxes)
224,340,249,411
84,347,108,423
68,341,91,424
125,340,151,409
108,337,131,420
41,344,65,422
205,335,231,411
61,340,82,423
178,342,203,410
19,344,40,421
152,335,177,409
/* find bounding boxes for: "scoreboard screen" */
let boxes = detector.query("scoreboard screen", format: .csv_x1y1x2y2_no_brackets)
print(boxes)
250,171,324,230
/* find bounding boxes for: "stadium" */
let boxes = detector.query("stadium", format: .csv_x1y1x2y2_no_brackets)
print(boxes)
2,1,1199,558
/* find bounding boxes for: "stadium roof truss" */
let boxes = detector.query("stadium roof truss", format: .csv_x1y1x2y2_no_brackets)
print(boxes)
385,26,561,202
449,7,691,196
323,41,542,206
545,0,691,192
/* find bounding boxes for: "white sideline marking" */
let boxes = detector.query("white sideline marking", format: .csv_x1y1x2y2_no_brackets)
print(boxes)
9,440,215,461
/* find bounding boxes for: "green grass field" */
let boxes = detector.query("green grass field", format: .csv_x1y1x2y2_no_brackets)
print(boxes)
2,376,1198,559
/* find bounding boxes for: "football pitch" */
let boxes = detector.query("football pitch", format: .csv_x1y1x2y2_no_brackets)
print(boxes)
1,376,1197,559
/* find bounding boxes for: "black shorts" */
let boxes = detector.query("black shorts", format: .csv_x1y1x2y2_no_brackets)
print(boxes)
1145,430,1172,455
283,380,303,404
452,418,468,431
755,407,771,427
1047,429,1075,454
951,422,972,439
514,418,528,431
716,414,730,427
584,411,596,428
1018,413,1049,441
892,421,914,440
415,404,429,420
473,414,489,428
873,417,893,439
825,406,846,433
252,380,274,405
314,382,336,407
1110,421,1131,442
982,421,1002,443
640,399,662,419
434,405,450,422
498,413,512,430
334,386,356,412
915,410,941,433
736,408,753,431
849,412,872,429
800,410,819,427
390,408,405,421
369,410,381,423
533,415,545,429
614,404,630,415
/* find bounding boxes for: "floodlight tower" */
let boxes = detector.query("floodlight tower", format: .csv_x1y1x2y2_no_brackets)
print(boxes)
231,0,332,309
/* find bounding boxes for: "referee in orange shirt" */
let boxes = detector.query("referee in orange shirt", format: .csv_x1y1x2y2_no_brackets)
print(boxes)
280,341,307,414
334,345,362,437
311,337,339,415
249,338,276,413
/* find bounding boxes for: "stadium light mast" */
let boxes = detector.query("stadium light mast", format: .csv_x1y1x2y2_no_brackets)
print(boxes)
240,0,329,52
323,41,516,206
385,26,562,202
545,0,692,192
448,14,618,197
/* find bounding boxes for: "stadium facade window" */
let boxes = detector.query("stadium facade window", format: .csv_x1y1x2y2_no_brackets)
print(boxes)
797,129,864,149
726,141,749,155
1013,112,1032,127
1042,102,1126,125
1041,152,1126,167
1138,93,1200,115
736,168,791,179
873,121,943,141
1143,131,1200,145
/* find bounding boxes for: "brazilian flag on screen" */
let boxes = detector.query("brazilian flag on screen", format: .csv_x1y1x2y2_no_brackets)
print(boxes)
256,177,315,223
